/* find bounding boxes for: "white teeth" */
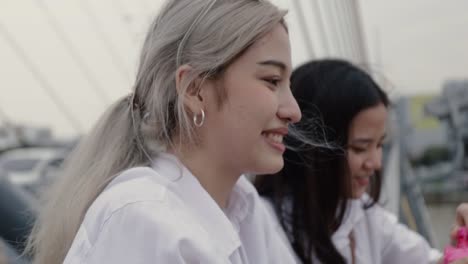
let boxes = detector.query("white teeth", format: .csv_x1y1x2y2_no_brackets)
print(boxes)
263,133,283,143
356,175,371,179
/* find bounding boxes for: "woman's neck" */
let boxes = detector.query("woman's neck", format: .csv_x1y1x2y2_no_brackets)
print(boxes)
169,145,241,208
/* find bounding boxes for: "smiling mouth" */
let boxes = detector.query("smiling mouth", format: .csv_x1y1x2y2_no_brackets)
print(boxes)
262,132,285,152
262,132,284,143
354,175,371,187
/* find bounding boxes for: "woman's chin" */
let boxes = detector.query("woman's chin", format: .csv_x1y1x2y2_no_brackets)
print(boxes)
351,189,366,199
254,157,284,175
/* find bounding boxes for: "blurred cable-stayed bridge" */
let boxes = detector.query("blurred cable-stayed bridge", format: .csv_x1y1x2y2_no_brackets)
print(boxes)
0,0,372,137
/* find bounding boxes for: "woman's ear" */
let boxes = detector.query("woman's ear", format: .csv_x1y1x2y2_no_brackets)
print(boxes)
175,64,205,114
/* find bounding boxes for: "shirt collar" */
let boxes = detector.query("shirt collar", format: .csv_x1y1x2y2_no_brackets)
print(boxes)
332,196,368,249
151,153,253,257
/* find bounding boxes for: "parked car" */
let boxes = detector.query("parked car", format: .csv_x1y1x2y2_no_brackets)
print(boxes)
0,147,67,196
0,126,21,152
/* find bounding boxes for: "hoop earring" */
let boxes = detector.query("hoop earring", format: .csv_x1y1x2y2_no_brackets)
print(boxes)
193,109,205,127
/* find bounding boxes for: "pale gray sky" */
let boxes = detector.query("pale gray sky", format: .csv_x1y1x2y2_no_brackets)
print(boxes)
0,0,467,137
360,0,468,97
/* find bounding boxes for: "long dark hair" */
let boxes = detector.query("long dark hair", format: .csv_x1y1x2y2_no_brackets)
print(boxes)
255,59,389,263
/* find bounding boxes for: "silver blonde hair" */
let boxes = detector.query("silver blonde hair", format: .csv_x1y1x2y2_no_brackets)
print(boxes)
25,0,287,263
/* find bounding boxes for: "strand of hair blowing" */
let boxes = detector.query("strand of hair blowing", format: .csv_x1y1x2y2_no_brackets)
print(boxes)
25,98,150,264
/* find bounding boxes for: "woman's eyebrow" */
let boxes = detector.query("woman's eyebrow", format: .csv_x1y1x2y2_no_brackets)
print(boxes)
257,60,287,72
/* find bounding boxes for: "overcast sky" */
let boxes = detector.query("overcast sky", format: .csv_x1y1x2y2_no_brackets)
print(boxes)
360,0,468,97
1,0,467,137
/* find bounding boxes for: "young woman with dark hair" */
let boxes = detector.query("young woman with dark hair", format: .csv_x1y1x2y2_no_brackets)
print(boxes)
256,59,451,263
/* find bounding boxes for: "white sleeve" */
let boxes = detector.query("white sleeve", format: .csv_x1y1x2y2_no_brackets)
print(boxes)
377,207,442,264
65,201,213,264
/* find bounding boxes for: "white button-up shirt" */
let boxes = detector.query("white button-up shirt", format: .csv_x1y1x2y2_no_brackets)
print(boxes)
64,153,297,263
263,196,442,264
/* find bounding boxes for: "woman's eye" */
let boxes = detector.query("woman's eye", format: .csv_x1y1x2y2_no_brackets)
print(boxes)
350,146,366,153
264,78,281,87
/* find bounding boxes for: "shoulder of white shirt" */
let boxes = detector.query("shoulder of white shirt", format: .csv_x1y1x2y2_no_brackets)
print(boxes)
90,162,261,217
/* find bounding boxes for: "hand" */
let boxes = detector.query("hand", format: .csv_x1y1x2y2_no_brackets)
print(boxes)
449,257,468,264
455,203,468,226
450,203,468,244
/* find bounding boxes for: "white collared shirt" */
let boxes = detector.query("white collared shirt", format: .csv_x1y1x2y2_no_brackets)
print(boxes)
64,153,297,263
262,196,442,264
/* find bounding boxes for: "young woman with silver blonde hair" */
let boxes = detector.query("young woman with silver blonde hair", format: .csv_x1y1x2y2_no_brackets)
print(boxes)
25,0,302,263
